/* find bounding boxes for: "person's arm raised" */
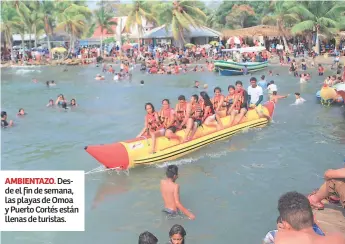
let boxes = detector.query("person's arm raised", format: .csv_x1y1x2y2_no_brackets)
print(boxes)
324,168,345,180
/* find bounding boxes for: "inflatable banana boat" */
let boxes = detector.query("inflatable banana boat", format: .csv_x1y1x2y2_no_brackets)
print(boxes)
85,101,275,170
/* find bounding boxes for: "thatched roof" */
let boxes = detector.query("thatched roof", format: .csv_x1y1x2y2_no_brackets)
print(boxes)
222,25,291,38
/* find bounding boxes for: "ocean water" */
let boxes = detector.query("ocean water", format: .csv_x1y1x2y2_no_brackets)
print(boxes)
1,64,344,244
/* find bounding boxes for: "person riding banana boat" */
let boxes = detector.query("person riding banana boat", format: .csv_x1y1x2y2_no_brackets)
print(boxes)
211,87,226,116
199,91,223,130
224,85,236,116
228,81,249,126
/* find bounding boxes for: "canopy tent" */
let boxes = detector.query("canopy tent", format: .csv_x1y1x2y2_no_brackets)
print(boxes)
221,46,266,53
143,25,222,39
222,25,291,38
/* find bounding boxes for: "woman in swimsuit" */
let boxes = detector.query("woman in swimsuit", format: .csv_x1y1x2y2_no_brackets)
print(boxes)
199,91,223,130
137,103,164,154
55,94,66,106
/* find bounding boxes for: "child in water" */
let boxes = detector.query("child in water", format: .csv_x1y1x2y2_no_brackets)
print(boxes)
270,91,289,104
46,99,54,107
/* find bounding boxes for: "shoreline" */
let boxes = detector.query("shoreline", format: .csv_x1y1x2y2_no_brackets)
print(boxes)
1,56,344,69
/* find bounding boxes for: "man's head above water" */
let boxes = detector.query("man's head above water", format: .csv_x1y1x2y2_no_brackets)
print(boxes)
138,231,158,244
278,191,314,231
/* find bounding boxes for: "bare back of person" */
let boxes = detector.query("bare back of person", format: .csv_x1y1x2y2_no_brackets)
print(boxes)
275,227,345,244
160,179,178,212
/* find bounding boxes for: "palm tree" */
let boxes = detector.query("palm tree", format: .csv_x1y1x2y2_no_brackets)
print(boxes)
94,3,117,57
55,3,91,56
0,2,20,58
262,1,299,51
38,1,55,53
289,1,345,50
154,1,207,46
27,1,42,48
125,1,157,50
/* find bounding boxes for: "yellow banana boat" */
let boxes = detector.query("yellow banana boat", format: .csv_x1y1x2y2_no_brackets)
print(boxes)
85,101,275,169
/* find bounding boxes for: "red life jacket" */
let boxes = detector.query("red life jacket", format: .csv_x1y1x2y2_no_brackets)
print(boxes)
159,108,175,128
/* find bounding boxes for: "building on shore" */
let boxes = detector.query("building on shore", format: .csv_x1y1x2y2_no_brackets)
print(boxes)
142,25,222,46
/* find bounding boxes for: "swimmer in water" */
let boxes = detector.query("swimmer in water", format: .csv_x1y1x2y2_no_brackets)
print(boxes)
32,78,37,83
55,94,66,106
1,111,14,128
46,81,50,87
70,98,77,107
140,80,144,85
160,165,195,220
61,101,69,110
95,74,105,80
46,99,54,107
270,91,289,104
17,108,26,116
292,92,306,105
50,80,56,86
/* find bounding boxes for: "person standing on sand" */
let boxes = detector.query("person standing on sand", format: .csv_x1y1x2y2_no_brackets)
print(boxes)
160,165,195,220
275,191,345,244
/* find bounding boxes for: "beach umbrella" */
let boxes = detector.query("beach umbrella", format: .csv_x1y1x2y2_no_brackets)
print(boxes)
122,44,132,51
185,43,195,48
209,41,218,46
51,47,67,53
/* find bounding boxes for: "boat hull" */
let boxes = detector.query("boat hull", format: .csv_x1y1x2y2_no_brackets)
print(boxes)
85,102,275,170
219,66,267,76
214,60,268,71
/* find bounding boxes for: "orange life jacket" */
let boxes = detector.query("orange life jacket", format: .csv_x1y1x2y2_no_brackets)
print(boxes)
191,103,202,120
212,95,224,110
146,112,162,131
176,102,187,123
159,108,175,128
233,89,244,111
199,100,213,118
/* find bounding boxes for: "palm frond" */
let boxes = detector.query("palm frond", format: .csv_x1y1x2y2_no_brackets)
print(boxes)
291,20,314,34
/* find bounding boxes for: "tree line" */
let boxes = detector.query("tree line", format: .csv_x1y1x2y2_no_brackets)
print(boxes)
1,0,345,55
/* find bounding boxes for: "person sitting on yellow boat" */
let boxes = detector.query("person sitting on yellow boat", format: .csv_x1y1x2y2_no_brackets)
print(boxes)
137,103,164,154
182,95,203,142
199,91,223,130
224,85,236,115
228,81,248,126
211,87,226,116
248,77,266,117
158,99,181,143
175,95,189,129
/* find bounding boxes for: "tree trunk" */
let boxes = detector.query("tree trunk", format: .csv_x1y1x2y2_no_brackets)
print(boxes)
100,27,103,57
29,30,32,49
21,33,25,61
34,25,37,48
47,33,51,56
117,17,123,54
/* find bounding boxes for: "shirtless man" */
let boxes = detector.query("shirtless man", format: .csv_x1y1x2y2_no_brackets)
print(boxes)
270,91,289,104
275,191,345,244
160,165,195,220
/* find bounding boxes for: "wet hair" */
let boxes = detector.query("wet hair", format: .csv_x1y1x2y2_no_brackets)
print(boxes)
162,99,170,104
278,191,313,230
228,85,235,91
1,111,7,118
178,95,186,101
169,224,186,244
138,231,158,244
49,99,54,103
250,77,257,82
272,91,277,95
261,75,265,79
277,216,282,224
295,92,300,96
51,80,55,83
166,165,178,179
70,99,76,105
214,87,221,93
18,108,24,113
235,80,242,86
192,94,199,102
46,81,50,86
200,92,215,114
140,80,144,84
145,103,155,112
